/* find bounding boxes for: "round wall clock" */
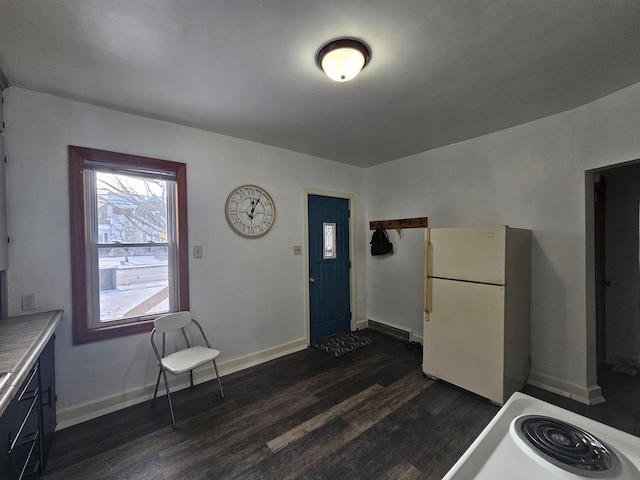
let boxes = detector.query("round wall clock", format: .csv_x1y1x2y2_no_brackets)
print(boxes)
225,184,276,238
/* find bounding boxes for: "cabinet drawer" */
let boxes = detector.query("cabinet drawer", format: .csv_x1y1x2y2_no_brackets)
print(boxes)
8,364,41,480
10,364,39,439
8,428,39,480
17,365,39,403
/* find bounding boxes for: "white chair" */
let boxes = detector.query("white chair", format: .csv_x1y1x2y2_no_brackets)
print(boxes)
150,311,224,428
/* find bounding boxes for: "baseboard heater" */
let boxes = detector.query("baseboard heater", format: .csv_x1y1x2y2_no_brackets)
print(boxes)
367,319,412,342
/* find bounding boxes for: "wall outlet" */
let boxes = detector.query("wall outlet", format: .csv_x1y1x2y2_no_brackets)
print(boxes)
21,293,36,311
293,245,302,255
193,245,203,258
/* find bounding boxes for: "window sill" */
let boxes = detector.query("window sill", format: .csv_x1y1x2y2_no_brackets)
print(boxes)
73,318,155,344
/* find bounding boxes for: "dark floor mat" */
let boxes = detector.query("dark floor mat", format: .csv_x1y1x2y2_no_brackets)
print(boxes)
312,332,373,357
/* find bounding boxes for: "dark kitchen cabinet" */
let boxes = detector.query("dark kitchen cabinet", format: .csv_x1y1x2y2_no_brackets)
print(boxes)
39,335,56,469
0,410,7,477
1,334,56,479
7,363,41,479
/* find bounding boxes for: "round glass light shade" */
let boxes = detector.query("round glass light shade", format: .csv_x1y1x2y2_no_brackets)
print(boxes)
322,47,365,82
317,39,370,82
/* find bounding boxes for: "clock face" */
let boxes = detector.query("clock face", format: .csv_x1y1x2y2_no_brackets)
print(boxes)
225,184,276,238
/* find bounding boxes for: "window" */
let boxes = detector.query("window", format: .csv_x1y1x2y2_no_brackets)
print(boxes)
323,222,337,259
69,146,189,344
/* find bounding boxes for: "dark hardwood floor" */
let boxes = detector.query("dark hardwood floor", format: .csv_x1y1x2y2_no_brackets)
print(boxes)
42,331,640,479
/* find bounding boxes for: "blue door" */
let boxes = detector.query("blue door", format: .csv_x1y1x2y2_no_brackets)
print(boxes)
308,195,351,341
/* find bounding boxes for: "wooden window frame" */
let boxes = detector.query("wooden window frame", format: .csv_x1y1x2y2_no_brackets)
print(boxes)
69,146,189,344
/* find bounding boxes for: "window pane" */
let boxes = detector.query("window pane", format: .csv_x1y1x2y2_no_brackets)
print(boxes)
98,246,170,322
323,223,337,259
96,171,169,244
94,170,174,324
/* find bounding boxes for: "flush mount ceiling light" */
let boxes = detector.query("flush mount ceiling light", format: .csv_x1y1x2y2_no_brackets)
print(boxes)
316,38,371,82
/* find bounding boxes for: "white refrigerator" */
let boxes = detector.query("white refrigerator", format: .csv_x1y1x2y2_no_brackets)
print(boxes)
423,226,531,404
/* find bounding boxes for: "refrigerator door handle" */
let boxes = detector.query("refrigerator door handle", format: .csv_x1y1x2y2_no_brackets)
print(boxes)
424,229,431,317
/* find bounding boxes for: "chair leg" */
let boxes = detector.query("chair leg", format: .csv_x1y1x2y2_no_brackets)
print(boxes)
213,359,224,399
160,367,177,428
152,367,162,402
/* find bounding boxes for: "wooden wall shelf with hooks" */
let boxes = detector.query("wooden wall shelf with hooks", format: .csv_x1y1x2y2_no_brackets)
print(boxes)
369,217,428,230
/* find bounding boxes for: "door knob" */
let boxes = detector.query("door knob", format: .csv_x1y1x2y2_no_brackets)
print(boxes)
309,278,316,283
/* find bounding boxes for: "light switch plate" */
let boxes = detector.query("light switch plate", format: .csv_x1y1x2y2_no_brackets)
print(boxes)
193,245,203,258
293,245,302,255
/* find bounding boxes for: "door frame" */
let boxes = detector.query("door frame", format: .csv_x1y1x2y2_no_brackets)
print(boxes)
587,162,640,396
593,173,606,371
585,171,603,404
303,188,357,345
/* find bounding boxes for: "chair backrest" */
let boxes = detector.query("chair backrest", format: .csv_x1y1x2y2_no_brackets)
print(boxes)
154,311,193,334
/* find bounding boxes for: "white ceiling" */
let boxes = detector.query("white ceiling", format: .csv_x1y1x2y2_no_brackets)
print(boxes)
1,1,639,168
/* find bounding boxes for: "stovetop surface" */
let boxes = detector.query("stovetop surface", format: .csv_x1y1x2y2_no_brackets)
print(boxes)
443,393,640,480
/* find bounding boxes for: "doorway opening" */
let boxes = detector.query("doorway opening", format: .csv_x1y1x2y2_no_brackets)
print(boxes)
588,160,640,402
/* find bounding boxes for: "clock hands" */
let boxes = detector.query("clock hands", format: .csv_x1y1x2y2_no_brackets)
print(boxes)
247,193,264,221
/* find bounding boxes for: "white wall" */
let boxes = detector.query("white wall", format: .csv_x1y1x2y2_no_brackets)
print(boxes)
6,80,640,423
366,81,640,403
3,87,367,425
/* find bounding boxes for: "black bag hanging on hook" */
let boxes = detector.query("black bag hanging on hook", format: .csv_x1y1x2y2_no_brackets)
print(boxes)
370,228,393,256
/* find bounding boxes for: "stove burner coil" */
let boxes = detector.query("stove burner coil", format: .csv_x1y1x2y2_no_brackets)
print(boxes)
515,415,621,478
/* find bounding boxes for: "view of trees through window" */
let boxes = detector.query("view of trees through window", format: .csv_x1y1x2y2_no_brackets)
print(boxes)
95,171,173,323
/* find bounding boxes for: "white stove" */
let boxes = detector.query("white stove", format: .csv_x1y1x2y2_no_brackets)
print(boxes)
443,392,640,479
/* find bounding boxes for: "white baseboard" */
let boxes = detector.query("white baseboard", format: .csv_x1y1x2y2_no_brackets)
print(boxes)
527,370,605,405
216,338,308,376
355,318,368,330
56,337,308,430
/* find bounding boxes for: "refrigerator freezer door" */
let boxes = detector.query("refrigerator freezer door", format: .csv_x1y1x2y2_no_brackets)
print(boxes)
423,278,505,403
429,226,506,285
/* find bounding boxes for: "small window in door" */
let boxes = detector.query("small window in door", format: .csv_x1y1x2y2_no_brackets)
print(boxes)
323,223,337,259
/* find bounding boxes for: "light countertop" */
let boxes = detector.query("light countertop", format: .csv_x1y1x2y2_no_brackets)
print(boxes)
0,310,63,416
